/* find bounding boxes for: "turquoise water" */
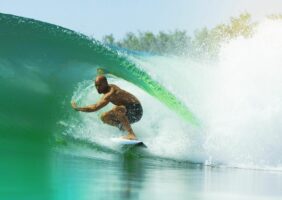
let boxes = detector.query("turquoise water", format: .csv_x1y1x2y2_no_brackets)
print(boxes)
50,148,282,200
1,13,282,199
2,145,282,200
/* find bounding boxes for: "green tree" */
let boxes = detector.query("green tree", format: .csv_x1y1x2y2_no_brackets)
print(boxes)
102,34,115,45
118,32,140,51
267,14,282,20
191,13,256,59
101,13,256,59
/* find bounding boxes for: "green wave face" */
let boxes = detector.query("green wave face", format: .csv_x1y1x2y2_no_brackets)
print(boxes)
0,13,199,138
0,12,199,197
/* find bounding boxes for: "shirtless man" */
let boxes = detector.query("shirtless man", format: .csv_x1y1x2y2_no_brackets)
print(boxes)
71,75,143,140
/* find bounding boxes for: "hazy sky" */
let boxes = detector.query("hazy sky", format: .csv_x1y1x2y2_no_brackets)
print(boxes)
1,0,282,40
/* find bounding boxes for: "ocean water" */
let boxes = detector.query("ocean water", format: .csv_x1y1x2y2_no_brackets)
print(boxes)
1,13,282,200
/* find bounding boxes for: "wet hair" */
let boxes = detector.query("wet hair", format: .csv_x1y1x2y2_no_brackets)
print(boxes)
95,75,108,85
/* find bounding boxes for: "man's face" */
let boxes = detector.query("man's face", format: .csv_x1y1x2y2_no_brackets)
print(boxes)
95,80,105,94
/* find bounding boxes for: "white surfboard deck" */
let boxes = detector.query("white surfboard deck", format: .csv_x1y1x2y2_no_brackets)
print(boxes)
111,137,147,148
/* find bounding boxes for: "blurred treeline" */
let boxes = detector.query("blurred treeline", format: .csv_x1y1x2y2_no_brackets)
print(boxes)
102,13,256,59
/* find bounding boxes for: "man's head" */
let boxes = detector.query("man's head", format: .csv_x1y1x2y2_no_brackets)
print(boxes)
95,75,109,94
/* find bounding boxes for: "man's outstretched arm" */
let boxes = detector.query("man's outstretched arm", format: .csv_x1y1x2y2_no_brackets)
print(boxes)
71,97,109,112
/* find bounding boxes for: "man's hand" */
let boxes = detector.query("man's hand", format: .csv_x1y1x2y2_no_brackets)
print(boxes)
71,97,108,112
71,101,79,111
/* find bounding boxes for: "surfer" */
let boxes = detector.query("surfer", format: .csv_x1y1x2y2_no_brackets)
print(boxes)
71,75,143,140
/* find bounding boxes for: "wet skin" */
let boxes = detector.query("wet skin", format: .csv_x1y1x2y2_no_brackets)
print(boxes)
71,76,141,140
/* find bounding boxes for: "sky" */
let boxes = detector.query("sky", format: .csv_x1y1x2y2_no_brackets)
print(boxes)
1,0,282,40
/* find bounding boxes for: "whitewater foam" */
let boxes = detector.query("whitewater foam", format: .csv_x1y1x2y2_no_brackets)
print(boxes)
202,19,282,169
65,19,282,170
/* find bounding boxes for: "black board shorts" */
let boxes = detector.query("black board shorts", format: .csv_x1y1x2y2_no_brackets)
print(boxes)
125,103,143,124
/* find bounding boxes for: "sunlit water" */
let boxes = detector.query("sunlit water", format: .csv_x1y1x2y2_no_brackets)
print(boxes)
1,13,282,200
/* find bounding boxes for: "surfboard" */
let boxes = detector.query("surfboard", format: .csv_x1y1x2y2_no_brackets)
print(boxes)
111,137,147,148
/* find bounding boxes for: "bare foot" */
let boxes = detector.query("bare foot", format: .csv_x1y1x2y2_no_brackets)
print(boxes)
122,134,137,140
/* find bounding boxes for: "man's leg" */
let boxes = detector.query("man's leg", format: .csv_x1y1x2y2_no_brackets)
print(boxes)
100,106,137,140
100,110,119,127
